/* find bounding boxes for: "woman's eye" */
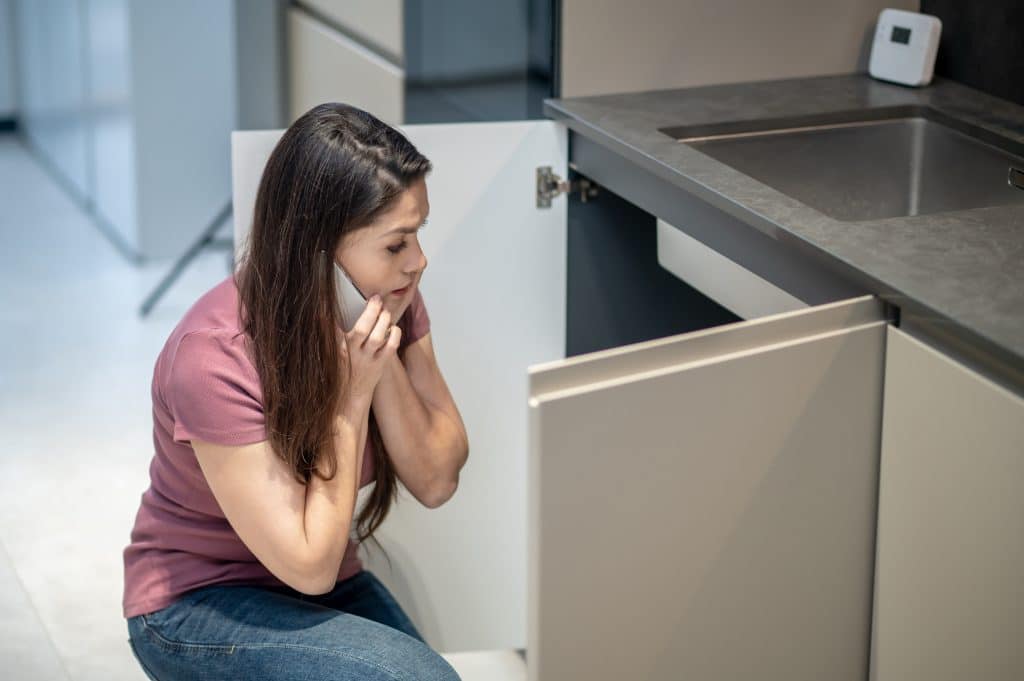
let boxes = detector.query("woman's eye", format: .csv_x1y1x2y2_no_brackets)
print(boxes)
387,242,407,254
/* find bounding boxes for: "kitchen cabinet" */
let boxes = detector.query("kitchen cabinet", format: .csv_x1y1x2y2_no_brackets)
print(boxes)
233,119,875,667
232,118,1022,678
285,1,556,126
299,0,403,60
527,293,887,681
287,7,404,125
869,327,1024,681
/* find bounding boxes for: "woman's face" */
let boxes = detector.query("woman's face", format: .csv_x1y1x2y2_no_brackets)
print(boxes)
335,176,430,321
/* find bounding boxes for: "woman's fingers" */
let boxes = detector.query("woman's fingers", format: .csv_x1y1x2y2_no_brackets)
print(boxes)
335,325,348,355
367,307,392,349
338,295,402,401
352,295,384,339
345,294,399,359
386,324,402,351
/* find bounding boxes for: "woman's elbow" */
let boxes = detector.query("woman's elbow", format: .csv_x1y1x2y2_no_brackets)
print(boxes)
418,435,466,509
423,474,459,509
286,569,337,596
277,552,339,595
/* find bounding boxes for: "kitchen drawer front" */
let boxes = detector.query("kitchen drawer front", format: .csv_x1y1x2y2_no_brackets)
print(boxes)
297,0,403,61
287,8,404,125
528,295,889,681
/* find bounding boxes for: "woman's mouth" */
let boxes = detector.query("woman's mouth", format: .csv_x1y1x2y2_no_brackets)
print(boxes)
391,284,412,296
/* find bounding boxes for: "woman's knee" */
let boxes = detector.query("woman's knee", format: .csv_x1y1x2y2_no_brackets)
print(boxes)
347,622,461,681
248,637,461,681
389,642,461,681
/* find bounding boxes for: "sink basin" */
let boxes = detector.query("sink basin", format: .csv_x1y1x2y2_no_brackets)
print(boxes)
661,106,1024,222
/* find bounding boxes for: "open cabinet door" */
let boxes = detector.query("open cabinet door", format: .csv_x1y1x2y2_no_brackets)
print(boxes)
527,296,888,681
232,120,568,653
367,121,567,652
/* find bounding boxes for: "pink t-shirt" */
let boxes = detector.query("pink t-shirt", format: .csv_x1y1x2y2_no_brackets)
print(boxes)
122,274,430,618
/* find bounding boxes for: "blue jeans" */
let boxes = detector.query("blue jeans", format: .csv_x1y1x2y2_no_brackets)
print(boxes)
126,570,461,681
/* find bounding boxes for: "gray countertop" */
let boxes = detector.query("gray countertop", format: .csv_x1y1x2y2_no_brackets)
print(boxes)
543,73,1024,377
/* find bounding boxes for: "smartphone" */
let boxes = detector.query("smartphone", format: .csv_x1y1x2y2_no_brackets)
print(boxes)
333,262,368,332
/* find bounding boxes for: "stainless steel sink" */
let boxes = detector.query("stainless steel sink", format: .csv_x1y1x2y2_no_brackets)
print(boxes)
661,106,1024,222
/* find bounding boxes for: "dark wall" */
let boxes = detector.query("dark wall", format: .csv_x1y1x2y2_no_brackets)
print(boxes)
921,1,1024,107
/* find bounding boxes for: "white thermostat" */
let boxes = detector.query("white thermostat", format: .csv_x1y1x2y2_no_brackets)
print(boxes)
868,8,942,87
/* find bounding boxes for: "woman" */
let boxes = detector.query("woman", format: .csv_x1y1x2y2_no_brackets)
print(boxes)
122,103,469,680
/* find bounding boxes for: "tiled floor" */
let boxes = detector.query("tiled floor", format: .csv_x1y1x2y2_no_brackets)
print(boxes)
0,134,232,680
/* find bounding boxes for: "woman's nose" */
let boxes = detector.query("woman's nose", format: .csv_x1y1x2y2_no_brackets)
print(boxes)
408,249,427,275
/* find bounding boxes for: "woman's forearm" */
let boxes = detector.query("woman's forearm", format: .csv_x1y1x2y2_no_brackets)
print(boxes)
300,392,372,592
371,353,464,507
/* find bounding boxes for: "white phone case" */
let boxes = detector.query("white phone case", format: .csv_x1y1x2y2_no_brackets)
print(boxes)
333,262,368,332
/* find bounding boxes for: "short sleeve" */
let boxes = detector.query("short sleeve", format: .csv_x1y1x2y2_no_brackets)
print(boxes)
166,330,267,446
399,288,431,347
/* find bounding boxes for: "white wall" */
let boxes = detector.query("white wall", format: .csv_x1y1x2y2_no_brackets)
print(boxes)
561,0,920,97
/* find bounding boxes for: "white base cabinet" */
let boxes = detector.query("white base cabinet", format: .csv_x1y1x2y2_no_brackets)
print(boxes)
232,118,1024,678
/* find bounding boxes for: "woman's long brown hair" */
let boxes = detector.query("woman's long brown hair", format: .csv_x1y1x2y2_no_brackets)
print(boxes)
235,103,432,550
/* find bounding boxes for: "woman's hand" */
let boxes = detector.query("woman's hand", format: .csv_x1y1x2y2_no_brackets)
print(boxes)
339,295,401,404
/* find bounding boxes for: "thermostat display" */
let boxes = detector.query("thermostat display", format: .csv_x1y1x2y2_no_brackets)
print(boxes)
891,26,911,44
869,9,942,87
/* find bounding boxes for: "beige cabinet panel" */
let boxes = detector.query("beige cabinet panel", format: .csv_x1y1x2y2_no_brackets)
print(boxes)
287,8,403,125
870,327,1024,681
299,0,403,60
528,297,888,681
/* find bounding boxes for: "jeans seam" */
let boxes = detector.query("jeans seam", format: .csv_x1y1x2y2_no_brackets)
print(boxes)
127,635,162,681
139,615,410,679
229,643,410,680
140,615,237,655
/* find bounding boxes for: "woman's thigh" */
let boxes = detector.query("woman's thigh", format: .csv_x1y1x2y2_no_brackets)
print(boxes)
127,584,459,681
306,571,424,642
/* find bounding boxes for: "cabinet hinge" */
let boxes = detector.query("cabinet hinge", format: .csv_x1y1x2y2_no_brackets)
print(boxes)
1010,166,1024,192
536,166,599,208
